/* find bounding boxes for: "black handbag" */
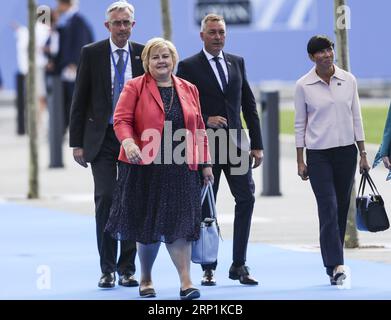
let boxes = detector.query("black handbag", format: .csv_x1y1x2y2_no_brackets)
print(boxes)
191,182,220,264
356,171,390,232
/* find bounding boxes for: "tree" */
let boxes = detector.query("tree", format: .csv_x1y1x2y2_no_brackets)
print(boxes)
334,0,358,248
160,0,172,41
27,0,39,199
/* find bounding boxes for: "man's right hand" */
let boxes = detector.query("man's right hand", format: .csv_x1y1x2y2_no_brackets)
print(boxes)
207,116,228,129
73,147,88,168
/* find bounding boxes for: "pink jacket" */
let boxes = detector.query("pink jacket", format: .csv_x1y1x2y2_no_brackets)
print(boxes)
114,73,210,170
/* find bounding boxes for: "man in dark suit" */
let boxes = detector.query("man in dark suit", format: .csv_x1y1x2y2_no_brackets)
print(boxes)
69,1,144,288
56,0,94,133
177,13,263,286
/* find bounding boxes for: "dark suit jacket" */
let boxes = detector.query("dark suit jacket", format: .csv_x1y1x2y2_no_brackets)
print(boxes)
177,50,263,151
57,13,94,73
69,39,144,162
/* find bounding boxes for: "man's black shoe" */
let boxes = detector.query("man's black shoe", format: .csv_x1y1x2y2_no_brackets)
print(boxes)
98,272,115,288
201,269,216,286
229,265,258,285
118,273,139,287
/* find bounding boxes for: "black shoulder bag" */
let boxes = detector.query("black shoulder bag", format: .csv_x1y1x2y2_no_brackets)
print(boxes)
356,171,390,232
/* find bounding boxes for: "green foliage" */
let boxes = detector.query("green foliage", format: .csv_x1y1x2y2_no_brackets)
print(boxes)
279,106,388,144
279,109,295,135
361,107,388,144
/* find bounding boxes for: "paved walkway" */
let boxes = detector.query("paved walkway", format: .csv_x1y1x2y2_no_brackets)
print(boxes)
2,202,391,300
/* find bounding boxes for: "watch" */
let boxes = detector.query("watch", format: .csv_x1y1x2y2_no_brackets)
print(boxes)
360,150,368,157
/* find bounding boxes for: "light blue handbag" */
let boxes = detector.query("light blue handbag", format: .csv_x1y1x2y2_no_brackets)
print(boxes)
191,182,220,264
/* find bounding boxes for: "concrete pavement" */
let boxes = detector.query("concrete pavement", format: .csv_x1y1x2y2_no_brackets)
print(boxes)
1,102,391,265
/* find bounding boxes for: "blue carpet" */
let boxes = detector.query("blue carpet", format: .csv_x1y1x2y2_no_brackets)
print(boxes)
1,202,391,300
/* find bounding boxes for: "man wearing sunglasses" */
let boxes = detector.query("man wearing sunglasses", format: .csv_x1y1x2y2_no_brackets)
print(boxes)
69,1,144,289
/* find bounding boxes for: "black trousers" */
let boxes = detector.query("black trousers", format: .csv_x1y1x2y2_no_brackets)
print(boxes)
62,80,74,134
91,126,137,275
201,143,255,271
306,144,357,276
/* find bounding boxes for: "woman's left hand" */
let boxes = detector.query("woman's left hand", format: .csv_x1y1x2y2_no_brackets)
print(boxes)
359,156,371,174
382,156,391,169
202,167,214,185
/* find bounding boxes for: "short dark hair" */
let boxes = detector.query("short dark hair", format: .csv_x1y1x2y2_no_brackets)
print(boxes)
307,35,334,55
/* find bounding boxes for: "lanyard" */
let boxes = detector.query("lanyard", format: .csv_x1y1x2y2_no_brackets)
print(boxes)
110,43,131,91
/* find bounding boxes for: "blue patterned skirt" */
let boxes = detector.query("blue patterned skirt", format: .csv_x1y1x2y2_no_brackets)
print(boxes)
106,162,201,244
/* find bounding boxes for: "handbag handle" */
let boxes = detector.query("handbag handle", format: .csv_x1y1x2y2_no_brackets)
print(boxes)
201,184,208,204
364,171,381,196
358,171,367,197
200,182,217,219
207,182,217,219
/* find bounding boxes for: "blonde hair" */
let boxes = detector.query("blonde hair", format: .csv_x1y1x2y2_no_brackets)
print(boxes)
141,37,179,73
200,13,225,32
106,1,135,22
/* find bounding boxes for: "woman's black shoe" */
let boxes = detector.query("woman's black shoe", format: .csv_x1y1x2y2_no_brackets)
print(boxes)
139,287,156,298
330,272,346,285
180,288,200,300
330,266,346,285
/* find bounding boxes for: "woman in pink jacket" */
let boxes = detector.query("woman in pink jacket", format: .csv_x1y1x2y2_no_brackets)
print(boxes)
106,37,213,300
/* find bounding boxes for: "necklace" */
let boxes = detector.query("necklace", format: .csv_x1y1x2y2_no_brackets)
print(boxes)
163,86,174,114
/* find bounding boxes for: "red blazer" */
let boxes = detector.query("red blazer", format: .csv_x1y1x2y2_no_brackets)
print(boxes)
114,73,210,170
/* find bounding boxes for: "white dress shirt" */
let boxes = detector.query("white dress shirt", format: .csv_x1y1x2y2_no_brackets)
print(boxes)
203,48,228,91
109,37,133,93
294,64,365,149
15,26,28,75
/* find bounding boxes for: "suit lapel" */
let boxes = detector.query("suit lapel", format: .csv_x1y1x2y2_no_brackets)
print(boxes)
129,42,142,77
224,52,233,93
100,39,112,106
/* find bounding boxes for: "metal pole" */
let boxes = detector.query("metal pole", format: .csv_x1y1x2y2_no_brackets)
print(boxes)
16,73,26,135
260,91,281,196
47,75,64,168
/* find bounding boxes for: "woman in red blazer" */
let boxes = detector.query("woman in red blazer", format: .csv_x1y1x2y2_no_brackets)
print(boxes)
106,37,213,300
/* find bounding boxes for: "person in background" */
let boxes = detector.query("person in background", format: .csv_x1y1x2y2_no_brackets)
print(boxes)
106,37,213,300
43,8,60,82
56,0,94,133
12,19,50,132
176,13,262,287
69,1,144,289
294,35,370,286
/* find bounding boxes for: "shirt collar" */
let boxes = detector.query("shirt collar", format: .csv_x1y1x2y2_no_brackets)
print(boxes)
109,37,130,55
203,48,224,62
333,65,347,81
304,64,347,85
